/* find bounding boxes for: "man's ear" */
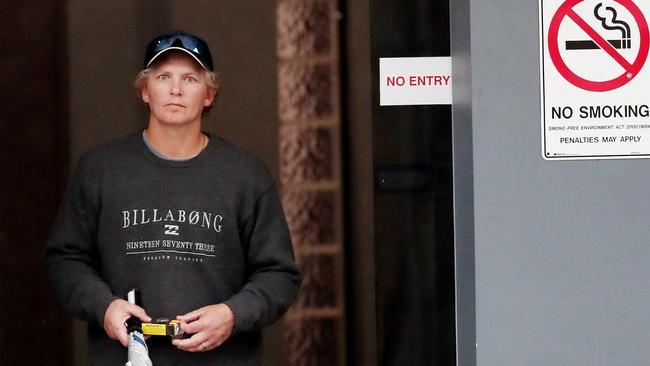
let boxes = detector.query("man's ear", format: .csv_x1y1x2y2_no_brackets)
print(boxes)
204,87,217,107
141,85,150,104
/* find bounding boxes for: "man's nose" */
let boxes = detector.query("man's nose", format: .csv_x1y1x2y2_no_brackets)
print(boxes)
170,79,182,95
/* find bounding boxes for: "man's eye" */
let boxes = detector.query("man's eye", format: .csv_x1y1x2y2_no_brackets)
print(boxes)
158,75,169,80
185,76,197,83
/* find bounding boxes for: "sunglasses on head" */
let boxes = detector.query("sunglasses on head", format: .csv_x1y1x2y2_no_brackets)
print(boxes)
144,32,214,71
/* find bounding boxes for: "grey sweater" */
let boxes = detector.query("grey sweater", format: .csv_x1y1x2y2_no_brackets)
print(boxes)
44,132,301,365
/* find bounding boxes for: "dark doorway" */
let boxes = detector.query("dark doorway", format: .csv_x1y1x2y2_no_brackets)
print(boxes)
370,0,456,365
0,1,72,364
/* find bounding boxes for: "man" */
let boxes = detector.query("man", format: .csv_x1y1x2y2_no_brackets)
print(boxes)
45,31,301,365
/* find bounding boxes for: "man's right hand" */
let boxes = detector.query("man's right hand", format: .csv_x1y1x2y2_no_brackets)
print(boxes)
103,299,152,347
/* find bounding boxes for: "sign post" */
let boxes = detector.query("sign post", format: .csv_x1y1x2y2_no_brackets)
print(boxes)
540,0,650,160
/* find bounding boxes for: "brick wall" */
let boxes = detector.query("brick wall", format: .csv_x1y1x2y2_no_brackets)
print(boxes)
276,1,346,364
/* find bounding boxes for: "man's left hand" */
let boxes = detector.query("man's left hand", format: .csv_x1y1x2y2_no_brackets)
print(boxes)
172,303,235,352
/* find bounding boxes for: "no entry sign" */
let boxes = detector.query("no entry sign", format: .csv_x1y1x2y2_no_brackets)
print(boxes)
540,0,650,160
379,57,452,106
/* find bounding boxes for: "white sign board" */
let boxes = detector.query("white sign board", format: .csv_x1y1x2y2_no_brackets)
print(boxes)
379,57,452,106
540,0,650,160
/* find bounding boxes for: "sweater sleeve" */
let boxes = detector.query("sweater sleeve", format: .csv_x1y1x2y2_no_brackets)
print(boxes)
43,156,118,326
223,184,302,334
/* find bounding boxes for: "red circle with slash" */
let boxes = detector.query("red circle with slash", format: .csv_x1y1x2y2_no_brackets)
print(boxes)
548,0,649,92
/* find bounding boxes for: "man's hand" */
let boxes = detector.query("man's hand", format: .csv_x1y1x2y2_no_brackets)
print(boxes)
172,304,235,352
103,299,152,347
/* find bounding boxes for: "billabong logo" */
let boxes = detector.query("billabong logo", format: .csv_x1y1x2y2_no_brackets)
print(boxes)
164,225,180,236
121,208,223,232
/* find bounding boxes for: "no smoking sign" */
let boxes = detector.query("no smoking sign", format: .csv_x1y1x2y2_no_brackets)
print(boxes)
540,0,650,160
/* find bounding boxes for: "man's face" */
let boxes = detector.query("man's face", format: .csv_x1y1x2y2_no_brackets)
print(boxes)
141,52,215,127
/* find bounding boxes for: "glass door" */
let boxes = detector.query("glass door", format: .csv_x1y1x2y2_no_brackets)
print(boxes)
370,1,456,364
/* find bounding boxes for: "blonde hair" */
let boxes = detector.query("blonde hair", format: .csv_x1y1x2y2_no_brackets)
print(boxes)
133,68,220,116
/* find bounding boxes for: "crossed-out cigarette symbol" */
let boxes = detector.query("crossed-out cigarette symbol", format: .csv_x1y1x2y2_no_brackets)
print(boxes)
565,3,632,50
